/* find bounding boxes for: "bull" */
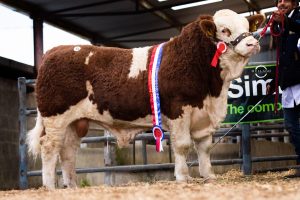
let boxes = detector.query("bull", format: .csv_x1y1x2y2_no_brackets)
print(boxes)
27,9,264,189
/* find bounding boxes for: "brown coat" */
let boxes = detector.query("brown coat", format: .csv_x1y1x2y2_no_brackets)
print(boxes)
36,19,222,121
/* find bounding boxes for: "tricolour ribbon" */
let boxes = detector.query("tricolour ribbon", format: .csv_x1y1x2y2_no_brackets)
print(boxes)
148,43,165,152
211,41,227,67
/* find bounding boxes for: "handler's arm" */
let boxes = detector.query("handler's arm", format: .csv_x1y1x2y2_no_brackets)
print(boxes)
286,11,300,33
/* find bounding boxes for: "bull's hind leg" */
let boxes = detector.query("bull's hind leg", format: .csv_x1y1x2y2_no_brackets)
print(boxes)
193,135,216,181
59,119,89,188
59,125,81,188
40,126,66,189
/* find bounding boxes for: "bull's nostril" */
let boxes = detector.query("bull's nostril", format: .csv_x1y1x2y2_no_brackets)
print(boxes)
247,41,259,47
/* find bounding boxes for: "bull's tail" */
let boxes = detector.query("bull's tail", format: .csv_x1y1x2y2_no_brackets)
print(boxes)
27,110,44,159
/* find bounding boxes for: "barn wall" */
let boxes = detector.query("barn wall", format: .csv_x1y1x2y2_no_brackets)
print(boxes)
0,77,20,190
0,57,34,190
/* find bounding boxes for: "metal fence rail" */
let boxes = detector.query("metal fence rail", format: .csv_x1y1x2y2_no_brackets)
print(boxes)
18,77,298,189
26,155,299,177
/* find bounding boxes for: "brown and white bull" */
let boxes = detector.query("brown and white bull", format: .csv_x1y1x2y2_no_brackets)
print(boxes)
28,9,264,189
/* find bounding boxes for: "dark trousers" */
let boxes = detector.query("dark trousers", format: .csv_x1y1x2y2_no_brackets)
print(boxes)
284,104,300,164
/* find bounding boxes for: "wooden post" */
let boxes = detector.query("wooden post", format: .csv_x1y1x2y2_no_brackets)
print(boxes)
33,16,43,74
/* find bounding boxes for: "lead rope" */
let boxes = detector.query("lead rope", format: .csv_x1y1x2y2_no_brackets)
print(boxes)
274,37,280,113
259,13,284,113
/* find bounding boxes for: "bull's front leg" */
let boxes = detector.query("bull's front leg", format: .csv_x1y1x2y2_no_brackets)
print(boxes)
193,135,216,182
169,111,192,182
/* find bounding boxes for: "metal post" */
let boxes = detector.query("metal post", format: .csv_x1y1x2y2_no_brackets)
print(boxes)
133,138,136,165
104,130,115,185
142,140,147,165
18,77,28,189
284,129,290,143
168,138,172,163
33,16,43,74
241,124,252,175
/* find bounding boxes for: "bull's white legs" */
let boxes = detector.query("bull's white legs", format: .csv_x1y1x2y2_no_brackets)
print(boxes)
59,125,81,188
40,127,66,189
169,109,192,182
172,140,191,181
193,135,216,180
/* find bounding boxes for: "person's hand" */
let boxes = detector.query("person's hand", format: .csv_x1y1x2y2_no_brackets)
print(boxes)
266,84,272,95
266,80,275,95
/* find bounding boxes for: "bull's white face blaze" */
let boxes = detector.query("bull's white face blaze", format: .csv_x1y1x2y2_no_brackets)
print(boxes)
213,9,260,57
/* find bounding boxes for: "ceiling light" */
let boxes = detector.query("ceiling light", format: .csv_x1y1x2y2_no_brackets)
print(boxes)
239,7,277,17
172,0,223,10
239,12,251,17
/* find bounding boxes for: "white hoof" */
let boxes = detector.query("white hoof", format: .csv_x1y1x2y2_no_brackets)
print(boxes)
176,175,192,182
203,177,216,184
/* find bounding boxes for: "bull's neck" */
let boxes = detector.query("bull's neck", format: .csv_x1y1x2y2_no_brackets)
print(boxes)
163,23,221,78
219,48,249,82
161,24,223,98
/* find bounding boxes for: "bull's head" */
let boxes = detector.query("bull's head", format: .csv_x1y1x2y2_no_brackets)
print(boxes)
200,9,265,57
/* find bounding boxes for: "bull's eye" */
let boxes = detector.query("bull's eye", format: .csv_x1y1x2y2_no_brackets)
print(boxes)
221,28,231,37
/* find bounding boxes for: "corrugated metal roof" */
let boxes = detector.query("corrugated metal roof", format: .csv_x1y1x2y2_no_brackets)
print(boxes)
1,0,276,48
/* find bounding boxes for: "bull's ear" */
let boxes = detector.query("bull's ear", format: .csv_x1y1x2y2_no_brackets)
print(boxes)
198,15,213,21
199,19,216,38
247,14,265,32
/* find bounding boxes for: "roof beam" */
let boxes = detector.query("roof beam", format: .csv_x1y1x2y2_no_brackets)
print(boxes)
50,0,124,14
242,0,261,13
109,25,177,40
134,0,182,31
49,0,215,17
113,38,169,43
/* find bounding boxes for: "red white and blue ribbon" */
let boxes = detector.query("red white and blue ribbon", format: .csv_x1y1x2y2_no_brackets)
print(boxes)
148,43,165,152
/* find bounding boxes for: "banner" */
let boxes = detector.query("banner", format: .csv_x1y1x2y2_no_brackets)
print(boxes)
223,63,284,124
